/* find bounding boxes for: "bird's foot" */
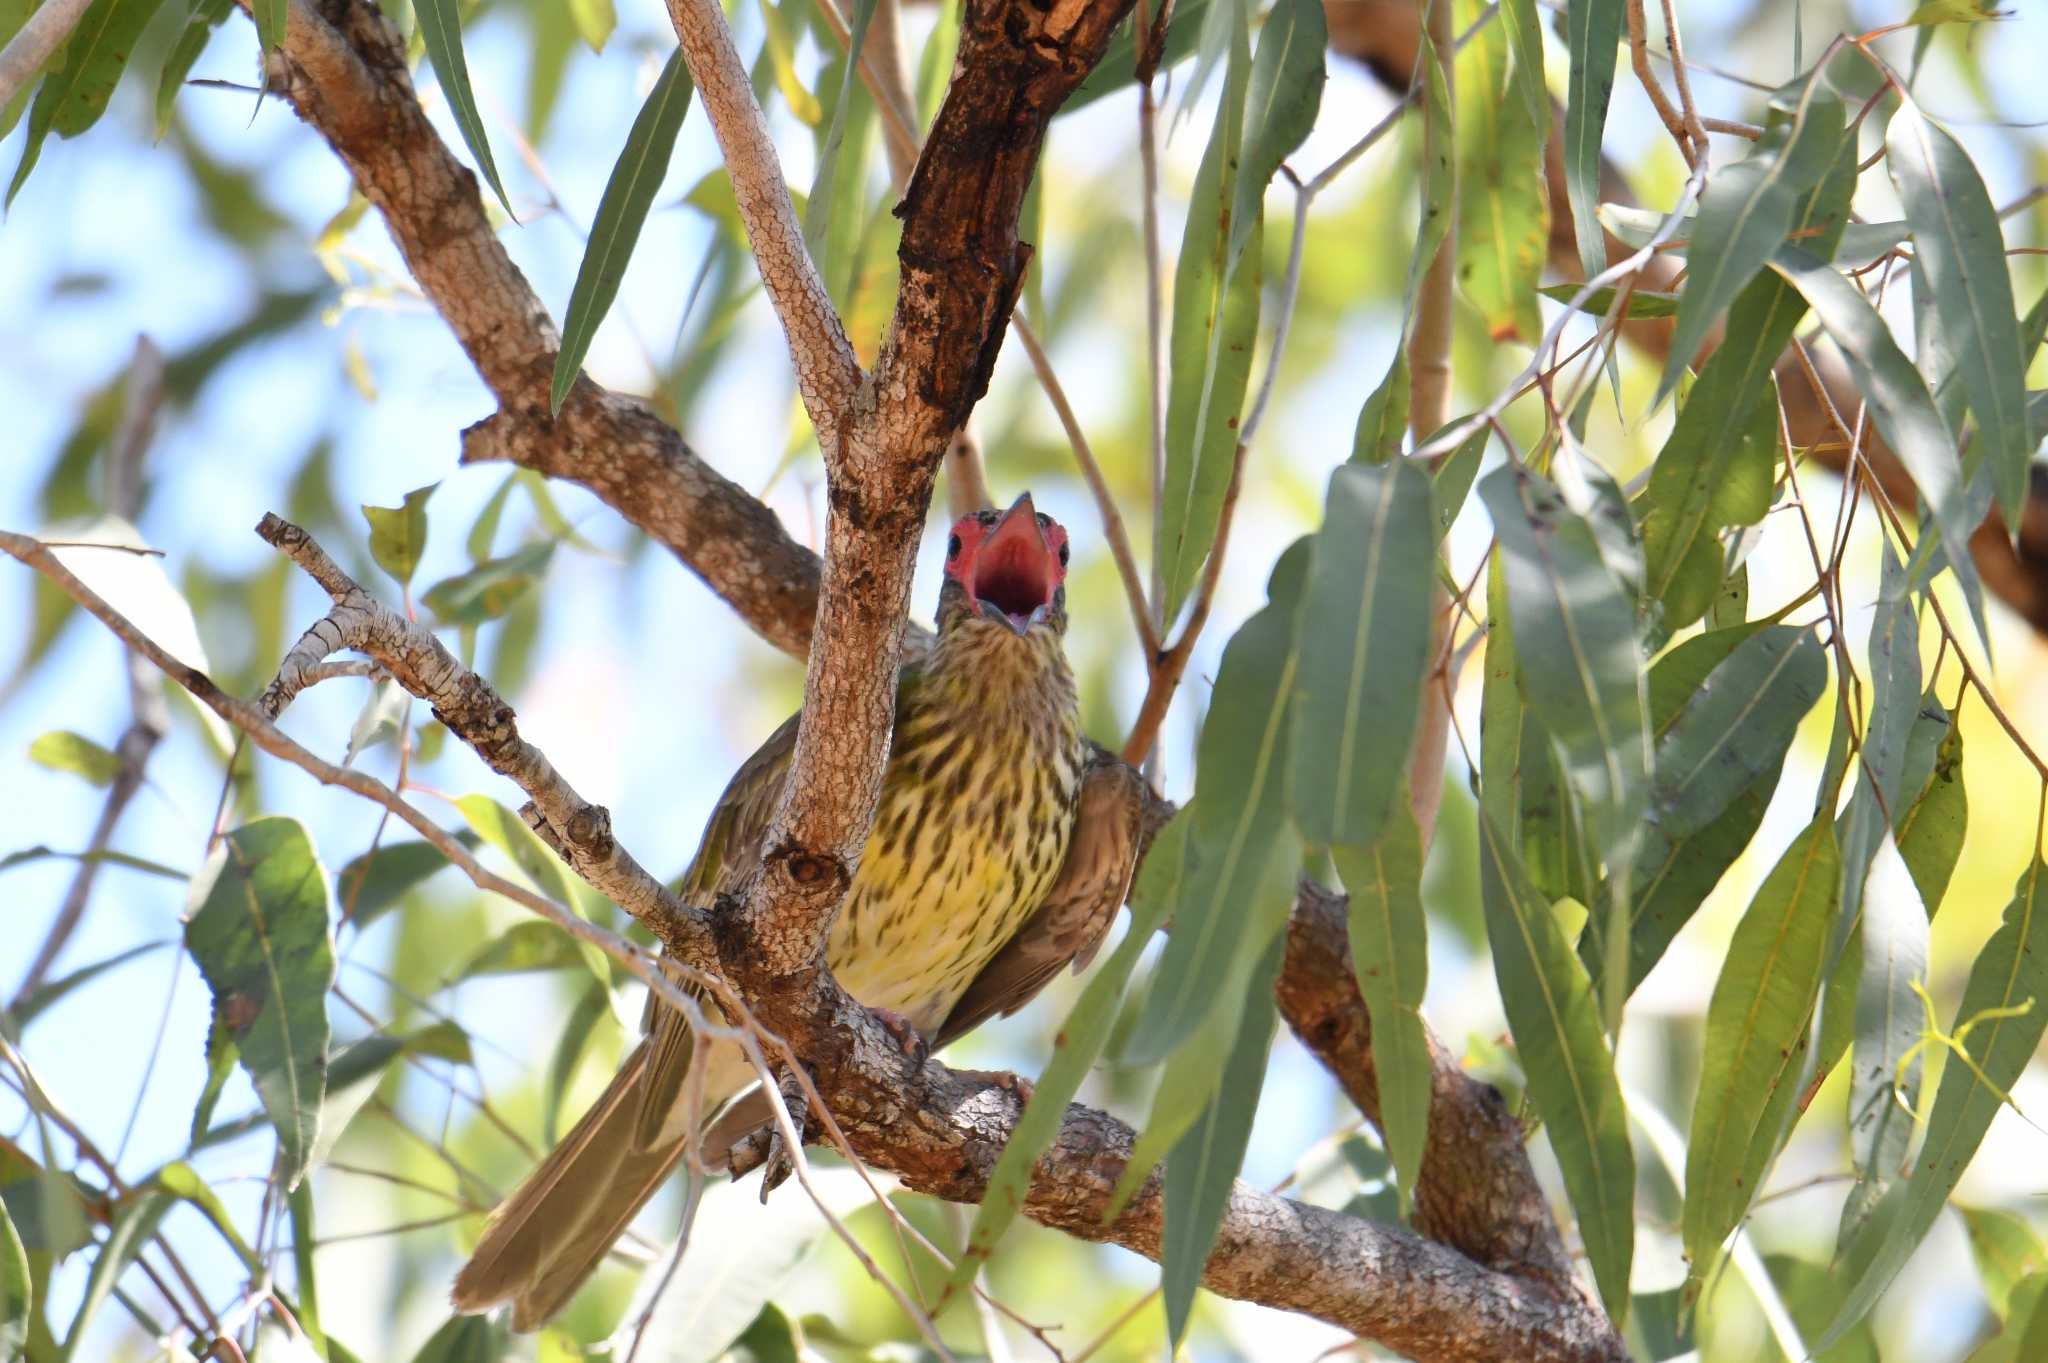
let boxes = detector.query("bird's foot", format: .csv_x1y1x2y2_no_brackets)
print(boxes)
959,1068,1035,1106
869,1007,928,1063
758,1065,816,1202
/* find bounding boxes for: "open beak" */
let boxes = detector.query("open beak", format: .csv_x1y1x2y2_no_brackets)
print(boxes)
970,492,1057,635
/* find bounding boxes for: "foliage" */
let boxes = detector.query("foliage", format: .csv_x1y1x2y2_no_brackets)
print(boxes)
4,1,2048,1361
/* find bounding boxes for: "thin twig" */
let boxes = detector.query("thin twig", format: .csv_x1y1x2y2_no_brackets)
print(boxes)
1657,0,1709,165
1627,0,1698,167
1011,317,1158,657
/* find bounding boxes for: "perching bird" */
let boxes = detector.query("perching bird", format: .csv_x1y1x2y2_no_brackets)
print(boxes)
451,492,1147,1330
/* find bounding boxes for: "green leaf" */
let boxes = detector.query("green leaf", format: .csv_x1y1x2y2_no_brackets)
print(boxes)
1156,1,1258,622
55,1189,172,1362
46,0,171,137
408,1313,508,1363
1657,81,1843,405
27,730,121,786
1539,284,1683,318
1481,463,1650,1026
1122,554,1302,1065
566,0,615,50
803,0,878,255
1476,810,1634,1321
455,795,613,993
753,0,822,126
1066,0,1212,112
287,1179,330,1360
154,0,232,139
420,543,554,626
0,1195,28,1362
1230,0,1325,264
253,0,283,54
1897,717,1967,918
335,839,458,928
1822,857,2048,1347
3,941,166,1038
543,981,613,1145
552,49,695,415
154,1161,257,1271
188,1013,237,1148
361,483,438,587
1968,1272,2048,1363
1770,246,1990,644
1682,815,1839,1289
946,815,1191,1297
1350,350,1409,464
1289,460,1436,847
1886,99,2030,526
1563,0,1623,279
415,0,513,215
1160,939,1281,1348
183,818,336,1190
1432,427,1486,537
456,920,585,979
1962,1206,2047,1318
1453,0,1549,343
1335,804,1429,1218
1650,625,1824,840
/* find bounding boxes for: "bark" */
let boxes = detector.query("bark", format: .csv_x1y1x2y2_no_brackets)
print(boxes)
207,0,1642,1356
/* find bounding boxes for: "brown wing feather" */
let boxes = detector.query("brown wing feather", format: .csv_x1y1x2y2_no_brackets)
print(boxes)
934,754,1147,1050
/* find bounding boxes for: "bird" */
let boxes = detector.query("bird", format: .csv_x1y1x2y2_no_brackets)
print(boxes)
451,491,1148,1331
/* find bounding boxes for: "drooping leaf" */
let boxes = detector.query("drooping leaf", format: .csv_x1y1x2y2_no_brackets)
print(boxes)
1432,427,1486,536
1770,246,1990,645
155,0,233,139
567,0,615,50
154,1162,257,1271
1822,857,2048,1347
551,48,695,415
1887,98,2029,526
9,0,173,203
361,483,438,587
456,920,585,979
415,0,513,215
1967,1272,2048,1363
1656,81,1843,405
1477,811,1634,1321
1650,625,1824,841
1122,552,1303,1065
1453,0,1549,342
543,981,614,1146
1289,460,1435,848
188,1012,238,1148
945,815,1191,1297
54,1189,173,1362
287,1179,330,1361
183,818,336,1190
753,0,822,126
456,795,613,993
1156,0,1258,622
1897,717,1967,918
1350,350,1409,464
1638,128,1855,627
1563,0,1623,280
26,730,121,787
1683,815,1839,1290
335,838,460,928
421,543,554,626
1160,939,1281,1348
3,940,166,1038
1229,0,1326,265
1334,803,1429,1218
1539,284,1682,318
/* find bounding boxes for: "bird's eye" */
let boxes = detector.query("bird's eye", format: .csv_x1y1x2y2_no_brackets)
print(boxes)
947,534,962,560
1058,542,1069,566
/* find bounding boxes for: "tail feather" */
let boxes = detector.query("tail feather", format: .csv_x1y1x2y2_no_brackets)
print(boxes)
451,1033,753,1330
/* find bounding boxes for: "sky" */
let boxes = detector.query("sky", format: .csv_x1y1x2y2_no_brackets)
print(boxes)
5,0,2048,1359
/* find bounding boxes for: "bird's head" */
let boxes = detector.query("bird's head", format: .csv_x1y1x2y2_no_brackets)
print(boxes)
936,492,1071,641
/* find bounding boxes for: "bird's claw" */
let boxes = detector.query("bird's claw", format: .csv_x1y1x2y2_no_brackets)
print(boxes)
758,1065,815,1202
961,1068,1035,1106
870,1007,928,1063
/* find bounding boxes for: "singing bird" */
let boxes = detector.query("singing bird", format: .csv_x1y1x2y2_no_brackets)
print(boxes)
452,493,1146,1330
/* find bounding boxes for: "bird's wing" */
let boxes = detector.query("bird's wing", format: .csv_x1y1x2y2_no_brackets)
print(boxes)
933,751,1148,1050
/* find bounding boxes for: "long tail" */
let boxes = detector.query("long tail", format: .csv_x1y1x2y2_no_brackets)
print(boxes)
450,1023,753,1331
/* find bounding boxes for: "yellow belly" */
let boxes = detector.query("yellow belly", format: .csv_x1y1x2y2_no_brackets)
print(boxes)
824,740,1074,1037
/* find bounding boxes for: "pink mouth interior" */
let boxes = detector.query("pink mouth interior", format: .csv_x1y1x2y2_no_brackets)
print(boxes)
973,531,1052,618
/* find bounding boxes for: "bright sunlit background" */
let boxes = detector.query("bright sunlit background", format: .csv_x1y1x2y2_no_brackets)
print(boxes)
5,0,2048,1359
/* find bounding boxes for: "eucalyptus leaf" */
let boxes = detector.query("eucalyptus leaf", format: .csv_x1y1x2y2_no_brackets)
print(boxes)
415,0,513,214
